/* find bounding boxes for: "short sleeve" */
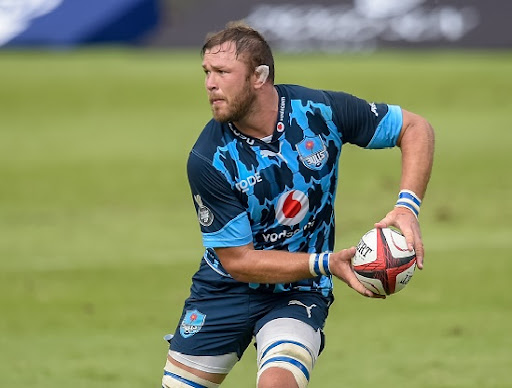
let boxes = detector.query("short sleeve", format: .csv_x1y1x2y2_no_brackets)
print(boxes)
187,150,253,248
326,91,402,148
365,105,403,149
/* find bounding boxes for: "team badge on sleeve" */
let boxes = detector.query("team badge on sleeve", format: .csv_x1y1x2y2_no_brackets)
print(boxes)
194,195,214,226
296,135,328,170
180,309,206,338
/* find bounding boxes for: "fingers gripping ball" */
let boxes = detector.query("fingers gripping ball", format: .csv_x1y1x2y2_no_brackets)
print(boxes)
352,227,416,296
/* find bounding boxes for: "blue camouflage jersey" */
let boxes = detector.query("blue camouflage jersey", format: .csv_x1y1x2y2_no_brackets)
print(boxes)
187,84,403,297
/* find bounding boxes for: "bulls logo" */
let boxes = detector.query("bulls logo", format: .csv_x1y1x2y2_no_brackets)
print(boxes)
275,190,309,226
297,135,328,170
180,309,206,338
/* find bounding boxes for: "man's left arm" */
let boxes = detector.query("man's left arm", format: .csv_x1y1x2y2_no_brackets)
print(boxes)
375,109,435,269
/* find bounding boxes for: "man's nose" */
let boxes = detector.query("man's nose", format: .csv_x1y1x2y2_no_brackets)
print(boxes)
205,73,217,91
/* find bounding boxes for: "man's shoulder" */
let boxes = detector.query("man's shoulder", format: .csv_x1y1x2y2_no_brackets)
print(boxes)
200,118,224,137
277,83,337,103
278,83,320,96
191,119,226,159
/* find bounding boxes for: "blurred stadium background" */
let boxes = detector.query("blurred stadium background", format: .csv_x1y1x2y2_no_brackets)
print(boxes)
1,1,511,387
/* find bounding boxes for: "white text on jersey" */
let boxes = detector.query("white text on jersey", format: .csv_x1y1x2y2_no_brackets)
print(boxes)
235,172,262,193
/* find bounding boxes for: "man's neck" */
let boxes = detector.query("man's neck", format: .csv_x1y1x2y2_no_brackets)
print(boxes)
233,85,279,139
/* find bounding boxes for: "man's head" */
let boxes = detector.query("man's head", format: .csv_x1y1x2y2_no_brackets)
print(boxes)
201,22,275,123
202,21,275,84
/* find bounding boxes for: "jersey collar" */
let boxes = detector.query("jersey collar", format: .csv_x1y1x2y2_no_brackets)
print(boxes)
226,85,288,146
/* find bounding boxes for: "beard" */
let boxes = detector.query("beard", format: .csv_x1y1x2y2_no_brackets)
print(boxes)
211,78,256,123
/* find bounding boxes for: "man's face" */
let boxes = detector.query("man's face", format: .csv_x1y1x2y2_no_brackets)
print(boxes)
202,41,256,122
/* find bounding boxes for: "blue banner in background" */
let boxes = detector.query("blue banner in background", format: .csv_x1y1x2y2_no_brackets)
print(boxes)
0,0,160,47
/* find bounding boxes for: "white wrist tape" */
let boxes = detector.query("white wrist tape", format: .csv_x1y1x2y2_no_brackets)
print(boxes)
308,253,331,277
395,189,422,218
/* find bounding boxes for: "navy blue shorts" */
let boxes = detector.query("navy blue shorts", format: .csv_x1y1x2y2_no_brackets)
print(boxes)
169,264,333,359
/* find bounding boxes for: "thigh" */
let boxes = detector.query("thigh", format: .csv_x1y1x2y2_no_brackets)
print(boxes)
163,354,229,386
254,317,324,388
169,293,254,362
255,317,323,361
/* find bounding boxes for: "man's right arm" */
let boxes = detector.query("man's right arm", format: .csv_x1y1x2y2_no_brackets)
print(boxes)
188,137,379,298
215,244,377,298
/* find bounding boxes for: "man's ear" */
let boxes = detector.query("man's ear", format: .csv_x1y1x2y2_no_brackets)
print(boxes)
254,65,269,86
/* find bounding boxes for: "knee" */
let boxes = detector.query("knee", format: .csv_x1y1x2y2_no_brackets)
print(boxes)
257,340,314,388
258,366,299,388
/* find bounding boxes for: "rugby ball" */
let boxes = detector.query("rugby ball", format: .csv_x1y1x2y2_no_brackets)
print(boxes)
352,227,416,296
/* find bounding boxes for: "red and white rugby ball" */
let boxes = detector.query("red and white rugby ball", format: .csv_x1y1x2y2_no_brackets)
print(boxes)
352,227,416,296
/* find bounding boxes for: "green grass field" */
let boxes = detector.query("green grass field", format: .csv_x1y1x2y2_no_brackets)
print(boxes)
1,48,511,387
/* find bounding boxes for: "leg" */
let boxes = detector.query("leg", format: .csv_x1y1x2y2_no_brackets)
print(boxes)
162,292,253,387
255,318,322,388
257,367,298,388
162,350,238,387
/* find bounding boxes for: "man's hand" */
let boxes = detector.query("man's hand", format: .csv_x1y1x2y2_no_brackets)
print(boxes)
329,247,386,299
375,207,424,269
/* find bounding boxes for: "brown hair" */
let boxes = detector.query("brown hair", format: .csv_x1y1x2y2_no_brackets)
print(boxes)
202,21,275,83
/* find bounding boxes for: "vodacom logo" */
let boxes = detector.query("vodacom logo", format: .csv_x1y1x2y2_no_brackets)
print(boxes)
275,190,309,226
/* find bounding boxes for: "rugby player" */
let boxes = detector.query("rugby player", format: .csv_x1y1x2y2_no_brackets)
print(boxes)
162,21,435,388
